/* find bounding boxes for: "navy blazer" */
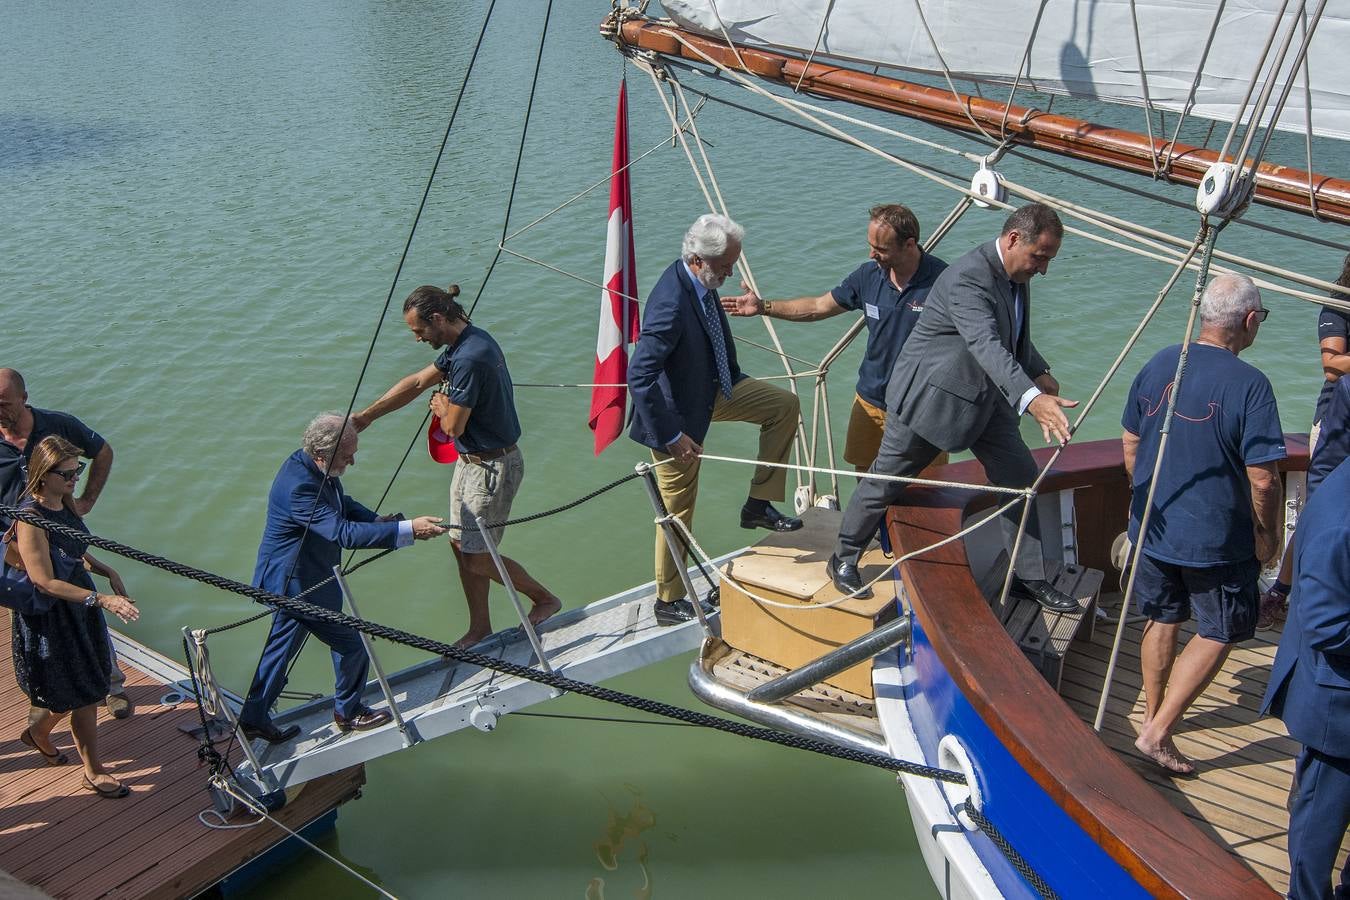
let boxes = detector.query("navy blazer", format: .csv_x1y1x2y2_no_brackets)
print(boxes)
628,259,744,449
1307,374,1350,496
1262,456,1350,757
253,449,402,608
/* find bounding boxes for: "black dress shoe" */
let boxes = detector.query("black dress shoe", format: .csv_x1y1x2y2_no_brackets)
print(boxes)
740,504,804,532
240,720,301,744
334,707,392,733
828,554,873,599
654,598,716,626
1011,577,1080,613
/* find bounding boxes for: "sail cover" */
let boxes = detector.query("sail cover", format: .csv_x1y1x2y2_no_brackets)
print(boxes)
662,0,1350,142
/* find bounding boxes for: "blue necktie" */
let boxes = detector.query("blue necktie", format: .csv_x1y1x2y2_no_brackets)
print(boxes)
702,291,734,399
1010,281,1024,347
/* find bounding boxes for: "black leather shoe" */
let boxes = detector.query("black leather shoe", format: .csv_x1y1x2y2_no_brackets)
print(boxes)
240,720,301,744
334,707,392,733
828,554,873,599
1011,577,1080,613
654,598,715,626
740,504,804,532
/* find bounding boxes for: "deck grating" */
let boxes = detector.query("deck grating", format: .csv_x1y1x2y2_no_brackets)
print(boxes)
0,616,364,899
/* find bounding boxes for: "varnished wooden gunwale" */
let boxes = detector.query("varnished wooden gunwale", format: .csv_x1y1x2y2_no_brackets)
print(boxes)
885,436,1309,898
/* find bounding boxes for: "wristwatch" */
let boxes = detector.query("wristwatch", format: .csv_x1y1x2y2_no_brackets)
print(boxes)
762,300,773,317
82,591,99,607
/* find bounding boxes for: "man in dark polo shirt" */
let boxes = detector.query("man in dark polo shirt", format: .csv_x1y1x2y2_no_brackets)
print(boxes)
721,204,947,470
0,368,132,718
355,285,561,649
1121,274,1285,775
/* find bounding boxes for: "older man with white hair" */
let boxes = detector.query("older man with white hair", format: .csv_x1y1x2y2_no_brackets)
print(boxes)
1121,273,1285,775
628,214,802,626
237,414,447,743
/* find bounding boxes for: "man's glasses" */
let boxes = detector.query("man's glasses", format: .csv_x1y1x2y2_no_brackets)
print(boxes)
51,462,87,482
1253,308,1270,323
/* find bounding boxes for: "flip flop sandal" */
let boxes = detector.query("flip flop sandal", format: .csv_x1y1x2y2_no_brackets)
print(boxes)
81,775,130,799
20,728,68,766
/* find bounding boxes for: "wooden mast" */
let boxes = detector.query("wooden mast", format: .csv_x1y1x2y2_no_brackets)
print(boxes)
611,15,1350,226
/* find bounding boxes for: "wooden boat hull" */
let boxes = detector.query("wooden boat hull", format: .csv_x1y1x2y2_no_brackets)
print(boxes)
869,437,1304,898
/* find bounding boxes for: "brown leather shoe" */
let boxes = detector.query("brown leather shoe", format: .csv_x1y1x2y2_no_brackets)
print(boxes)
334,707,392,732
106,692,132,720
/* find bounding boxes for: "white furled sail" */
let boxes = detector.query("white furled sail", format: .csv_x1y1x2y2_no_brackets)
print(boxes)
662,0,1350,142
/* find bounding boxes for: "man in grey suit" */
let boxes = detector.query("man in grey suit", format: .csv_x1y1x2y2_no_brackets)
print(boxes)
829,203,1080,612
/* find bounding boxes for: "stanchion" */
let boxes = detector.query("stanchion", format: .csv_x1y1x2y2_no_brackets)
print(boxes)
474,516,556,675
636,461,713,634
333,566,417,747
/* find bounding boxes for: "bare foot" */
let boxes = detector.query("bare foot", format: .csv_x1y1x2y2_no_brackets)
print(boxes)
451,628,492,650
528,596,562,627
1134,734,1195,775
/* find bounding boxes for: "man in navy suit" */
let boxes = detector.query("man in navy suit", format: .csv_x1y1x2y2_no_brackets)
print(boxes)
1263,456,1350,900
238,414,447,743
629,214,802,626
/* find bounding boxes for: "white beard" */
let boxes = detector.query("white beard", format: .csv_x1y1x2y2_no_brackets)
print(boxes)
696,268,726,291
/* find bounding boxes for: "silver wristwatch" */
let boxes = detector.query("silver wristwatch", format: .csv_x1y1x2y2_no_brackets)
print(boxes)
82,591,99,607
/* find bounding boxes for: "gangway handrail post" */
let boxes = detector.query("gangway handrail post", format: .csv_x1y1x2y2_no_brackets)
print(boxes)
182,626,274,793
636,461,714,635
473,516,556,675
332,565,416,748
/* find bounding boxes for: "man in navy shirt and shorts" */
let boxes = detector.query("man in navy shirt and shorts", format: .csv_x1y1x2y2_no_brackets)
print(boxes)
1121,274,1285,775
722,205,947,470
356,286,561,649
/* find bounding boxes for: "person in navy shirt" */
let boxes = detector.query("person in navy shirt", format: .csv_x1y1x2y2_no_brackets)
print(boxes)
0,368,133,719
356,285,562,649
1121,274,1285,775
722,204,947,470
1260,252,1350,629
1262,456,1350,900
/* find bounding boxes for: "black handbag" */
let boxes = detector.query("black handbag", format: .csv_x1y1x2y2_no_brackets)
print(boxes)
1,507,57,617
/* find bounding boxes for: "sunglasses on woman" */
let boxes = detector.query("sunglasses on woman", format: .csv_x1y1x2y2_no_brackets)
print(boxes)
51,462,87,482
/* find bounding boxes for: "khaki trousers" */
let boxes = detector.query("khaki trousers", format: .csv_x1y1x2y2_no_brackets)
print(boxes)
651,376,799,601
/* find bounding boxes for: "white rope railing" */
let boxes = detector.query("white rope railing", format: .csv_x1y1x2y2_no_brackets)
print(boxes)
663,494,1025,611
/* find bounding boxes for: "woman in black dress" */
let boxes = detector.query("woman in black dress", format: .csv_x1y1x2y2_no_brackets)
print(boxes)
10,435,139,798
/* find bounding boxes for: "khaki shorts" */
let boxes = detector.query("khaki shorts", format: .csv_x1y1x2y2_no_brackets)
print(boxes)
843,394,949,473
449,447,523,554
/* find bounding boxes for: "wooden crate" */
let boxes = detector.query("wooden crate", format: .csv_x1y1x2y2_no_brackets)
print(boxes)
718,508,896,698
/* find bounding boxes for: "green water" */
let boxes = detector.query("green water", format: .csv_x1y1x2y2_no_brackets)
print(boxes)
4,2,1347,897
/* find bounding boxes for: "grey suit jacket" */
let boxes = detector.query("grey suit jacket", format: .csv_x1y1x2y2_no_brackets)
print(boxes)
886,239,1050,451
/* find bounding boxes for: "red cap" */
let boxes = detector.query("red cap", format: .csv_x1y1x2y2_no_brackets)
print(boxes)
427,420,459,464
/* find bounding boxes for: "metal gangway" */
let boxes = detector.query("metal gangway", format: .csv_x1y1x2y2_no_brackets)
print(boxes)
188,473,733,799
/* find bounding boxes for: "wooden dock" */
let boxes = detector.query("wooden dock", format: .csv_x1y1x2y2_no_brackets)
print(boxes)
0,616,364,899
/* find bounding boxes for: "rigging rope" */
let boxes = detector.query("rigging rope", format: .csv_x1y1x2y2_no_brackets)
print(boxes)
465,0,554,318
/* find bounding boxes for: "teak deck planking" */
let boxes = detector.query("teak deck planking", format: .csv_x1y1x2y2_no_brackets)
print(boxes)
0,616,364,899
1060,598,1350,897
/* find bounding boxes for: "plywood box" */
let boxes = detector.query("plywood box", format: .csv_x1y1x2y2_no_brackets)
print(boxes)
718,508,897,698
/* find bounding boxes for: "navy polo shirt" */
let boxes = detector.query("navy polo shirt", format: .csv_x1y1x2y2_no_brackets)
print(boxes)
831,251,947,407
1122,344,1286,566
0,407,105,529
1315,300,1350,421
433,325,522,455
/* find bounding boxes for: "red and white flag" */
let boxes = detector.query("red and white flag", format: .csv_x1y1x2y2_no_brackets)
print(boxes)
589,78,641,455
